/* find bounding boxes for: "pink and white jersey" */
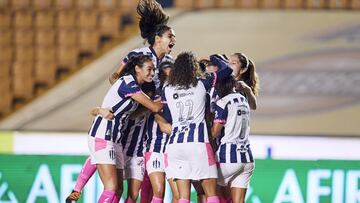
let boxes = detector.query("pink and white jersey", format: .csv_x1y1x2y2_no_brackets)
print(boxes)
161,74,216,145
122,46,173,89
214,92,253,163
88,75,141,142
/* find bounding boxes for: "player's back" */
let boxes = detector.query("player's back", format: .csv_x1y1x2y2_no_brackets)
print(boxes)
217,92,250,146
163,82,210,144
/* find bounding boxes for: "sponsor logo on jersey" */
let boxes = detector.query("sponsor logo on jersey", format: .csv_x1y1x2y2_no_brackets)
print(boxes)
179,92,194,97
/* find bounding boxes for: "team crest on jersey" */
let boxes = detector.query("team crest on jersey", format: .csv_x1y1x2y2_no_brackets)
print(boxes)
152,158,161,169
109,148,116,160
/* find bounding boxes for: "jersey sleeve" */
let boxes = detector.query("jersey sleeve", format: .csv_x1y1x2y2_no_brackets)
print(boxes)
200,73,217,92
214,101,228,124
117,77,142,98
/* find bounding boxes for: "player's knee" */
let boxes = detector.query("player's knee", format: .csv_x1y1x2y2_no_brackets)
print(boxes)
128,190,140,201
152,186,165,197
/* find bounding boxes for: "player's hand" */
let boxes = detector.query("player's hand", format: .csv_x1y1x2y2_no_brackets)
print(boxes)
154,97,161,102
109,72,120,85
99,108,114,120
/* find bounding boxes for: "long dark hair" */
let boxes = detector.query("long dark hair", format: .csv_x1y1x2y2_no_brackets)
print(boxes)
232,53,260,96
216,76,236,99
137,0,171,46
168,52,198,89
122,55,153,79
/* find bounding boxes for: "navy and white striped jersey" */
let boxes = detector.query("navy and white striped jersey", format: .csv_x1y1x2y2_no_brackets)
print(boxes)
122,46,173,89
88,75,141,142
145,113,170,153
161,74,217,145
214,92,253,163
120,113,148,157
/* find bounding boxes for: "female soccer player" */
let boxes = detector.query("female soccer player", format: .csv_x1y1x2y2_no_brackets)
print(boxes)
110,0,176,89
228,53,259,110
121,81,156,203
143,61,172,203
211,76,254,203
156,52,233,203
86,55,162,203
66,0,175,201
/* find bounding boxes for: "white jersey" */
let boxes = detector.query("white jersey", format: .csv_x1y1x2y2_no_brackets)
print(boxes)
123,46,173,89
88,75,141,142
214,92,253,163
161,74,216,144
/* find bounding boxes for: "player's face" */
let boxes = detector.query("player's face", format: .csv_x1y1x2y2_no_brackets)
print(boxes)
229,54,241,78
159,29,176,54
206,64,218,73
136,61,155,83
163,67,172,78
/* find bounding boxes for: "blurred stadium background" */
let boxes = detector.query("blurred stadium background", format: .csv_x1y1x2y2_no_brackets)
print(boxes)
0,0,359,202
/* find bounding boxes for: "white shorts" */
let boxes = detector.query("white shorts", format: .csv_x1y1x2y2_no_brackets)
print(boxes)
145,152,166,175
123,156,145,181
88,136,124,169
217,162,255,188
165,142,218,180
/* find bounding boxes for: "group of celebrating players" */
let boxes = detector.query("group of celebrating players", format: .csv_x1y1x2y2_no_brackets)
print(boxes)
66,0,259,203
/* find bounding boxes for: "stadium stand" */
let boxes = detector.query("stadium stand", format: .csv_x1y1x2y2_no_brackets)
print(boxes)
0,0,139,118
0,0,359,134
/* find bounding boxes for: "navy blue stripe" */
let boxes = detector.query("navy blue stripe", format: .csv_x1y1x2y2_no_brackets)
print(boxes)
219,144,226,163
177,132,185,143
149,46,160,67
136,128,146,157
248,148,254,162
112,98,128,114
90,117,102,137
146,114,155,151
115,100,133,119
127,126,141,157
117,117,127,143
240,152,247,163
112,119,120,142
162,134,170,153
105,120,112,141
187,123,196,142
121,120,134,147
169,127,178,144
153,125,163,153
230,144,237,163
198,122,205,142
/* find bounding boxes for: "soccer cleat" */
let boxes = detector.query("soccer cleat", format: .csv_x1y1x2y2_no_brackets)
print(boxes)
65,190,80,203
